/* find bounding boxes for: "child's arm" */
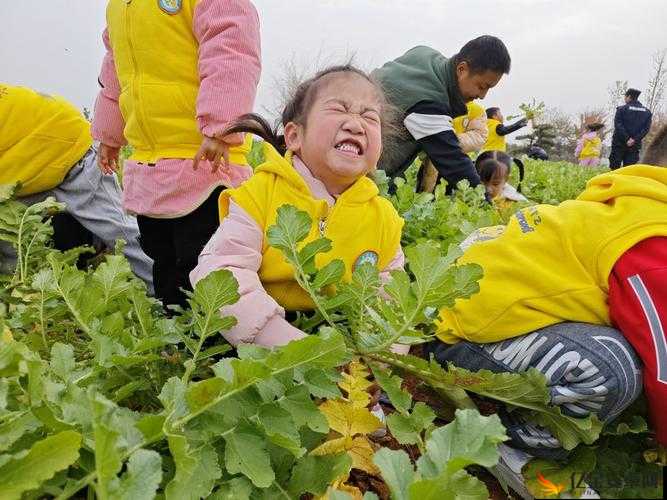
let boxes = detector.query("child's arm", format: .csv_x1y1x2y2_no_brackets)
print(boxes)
404,100,481,191
193,0,261,143
91,28,127,149
456,115,488,153
609,237,667,447
190,201,306,347
496,118,527,136
379,248,411,355
574,136,584,158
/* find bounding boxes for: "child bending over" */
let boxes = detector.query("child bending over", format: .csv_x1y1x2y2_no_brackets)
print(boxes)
431,125,667,463
475,150,527,203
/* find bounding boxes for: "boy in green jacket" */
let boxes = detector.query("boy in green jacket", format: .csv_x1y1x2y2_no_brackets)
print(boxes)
372,36,511,193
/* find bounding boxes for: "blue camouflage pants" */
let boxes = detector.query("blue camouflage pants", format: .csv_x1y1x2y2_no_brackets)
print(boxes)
426,322,643,459
9,148,154,293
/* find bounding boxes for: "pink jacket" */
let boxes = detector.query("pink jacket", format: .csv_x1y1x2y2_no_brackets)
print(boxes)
92,0,261,217
190,155,407,348
575,130,599,160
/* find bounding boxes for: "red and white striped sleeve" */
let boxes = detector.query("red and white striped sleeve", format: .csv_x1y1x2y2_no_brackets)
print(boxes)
608,236,667,446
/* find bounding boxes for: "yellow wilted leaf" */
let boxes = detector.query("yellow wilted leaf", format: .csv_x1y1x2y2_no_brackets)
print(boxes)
312,436,379,475
319,400,382,438
312,436,348,456
347,436,379,475
2,325,13,343
339,361,373,409
316,476,364,500
327,479,364,500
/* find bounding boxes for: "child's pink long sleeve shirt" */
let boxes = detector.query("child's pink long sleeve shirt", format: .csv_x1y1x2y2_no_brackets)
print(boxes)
190,155,406,348
92,0,261,217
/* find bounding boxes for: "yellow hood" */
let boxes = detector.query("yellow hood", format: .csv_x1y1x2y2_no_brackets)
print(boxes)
437,164,667,344
255,142,381,205
577,164,667,204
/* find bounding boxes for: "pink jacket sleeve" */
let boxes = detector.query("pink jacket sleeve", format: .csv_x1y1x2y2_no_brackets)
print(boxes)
193,0,262,141
190,201,305,347
379,249,411,355
574,135,584,159
91,29,127,148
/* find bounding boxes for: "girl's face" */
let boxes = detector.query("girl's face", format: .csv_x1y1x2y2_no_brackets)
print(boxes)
284,73,383,195
485,164,509,199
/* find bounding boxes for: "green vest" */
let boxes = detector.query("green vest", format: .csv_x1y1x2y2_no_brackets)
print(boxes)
372,46,467,176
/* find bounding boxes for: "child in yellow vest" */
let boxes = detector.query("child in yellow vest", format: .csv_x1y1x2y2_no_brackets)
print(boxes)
453,101,488,153
0,84,153,290
575,123,604,167
482,107,527,152
190,66,405,347
93,0,261,309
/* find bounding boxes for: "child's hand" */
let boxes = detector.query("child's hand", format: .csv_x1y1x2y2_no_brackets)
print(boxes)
627,138,636,147
193,136,231,173
98,143,120,175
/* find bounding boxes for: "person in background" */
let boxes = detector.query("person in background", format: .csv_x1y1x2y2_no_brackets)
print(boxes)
419,101,488,193
575,123,604,167
93,0,261,310
474,150,527,205
481,106,527,153
429,126,667,483
0,83,153,290
190,66,407,350
609,88,652,169
372,36,512,194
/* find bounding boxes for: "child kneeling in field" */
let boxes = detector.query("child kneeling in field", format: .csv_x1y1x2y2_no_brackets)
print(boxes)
191,66,405,347
475,150,527,205
429,125,667,463
0,84,153,290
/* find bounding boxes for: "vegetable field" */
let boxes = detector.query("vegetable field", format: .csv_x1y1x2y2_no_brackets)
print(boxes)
0,158,663,500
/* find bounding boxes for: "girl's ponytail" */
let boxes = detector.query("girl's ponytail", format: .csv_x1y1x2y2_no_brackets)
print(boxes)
221,113,287,156
512,157,525,192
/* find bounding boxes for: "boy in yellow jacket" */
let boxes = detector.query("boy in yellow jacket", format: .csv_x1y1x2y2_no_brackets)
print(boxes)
429,126,667,462
482,107,527,152
0,84,153,290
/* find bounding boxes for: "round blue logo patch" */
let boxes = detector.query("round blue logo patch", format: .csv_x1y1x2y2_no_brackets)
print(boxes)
354,251,379,270
159,0,182,14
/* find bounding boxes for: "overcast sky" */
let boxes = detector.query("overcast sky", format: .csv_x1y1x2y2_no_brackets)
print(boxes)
2,0,666,120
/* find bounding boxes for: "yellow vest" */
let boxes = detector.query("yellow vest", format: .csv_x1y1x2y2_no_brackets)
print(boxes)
482,118,506,152
105,0,249,164
0,84,92,196
219,144,404,311
453,101,485,134
580,136,602,159
437,165,667,344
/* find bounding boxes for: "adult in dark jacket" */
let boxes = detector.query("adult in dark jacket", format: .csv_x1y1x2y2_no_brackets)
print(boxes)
372,36,511,193
609,88,653,169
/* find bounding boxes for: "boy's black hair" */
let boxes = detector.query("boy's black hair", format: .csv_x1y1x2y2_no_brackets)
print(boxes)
486,107,501,119
642,124,667,167
453,36,511,75
625,88,641,100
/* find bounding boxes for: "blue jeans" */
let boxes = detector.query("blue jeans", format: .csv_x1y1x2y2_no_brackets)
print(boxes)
427,322,643,458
